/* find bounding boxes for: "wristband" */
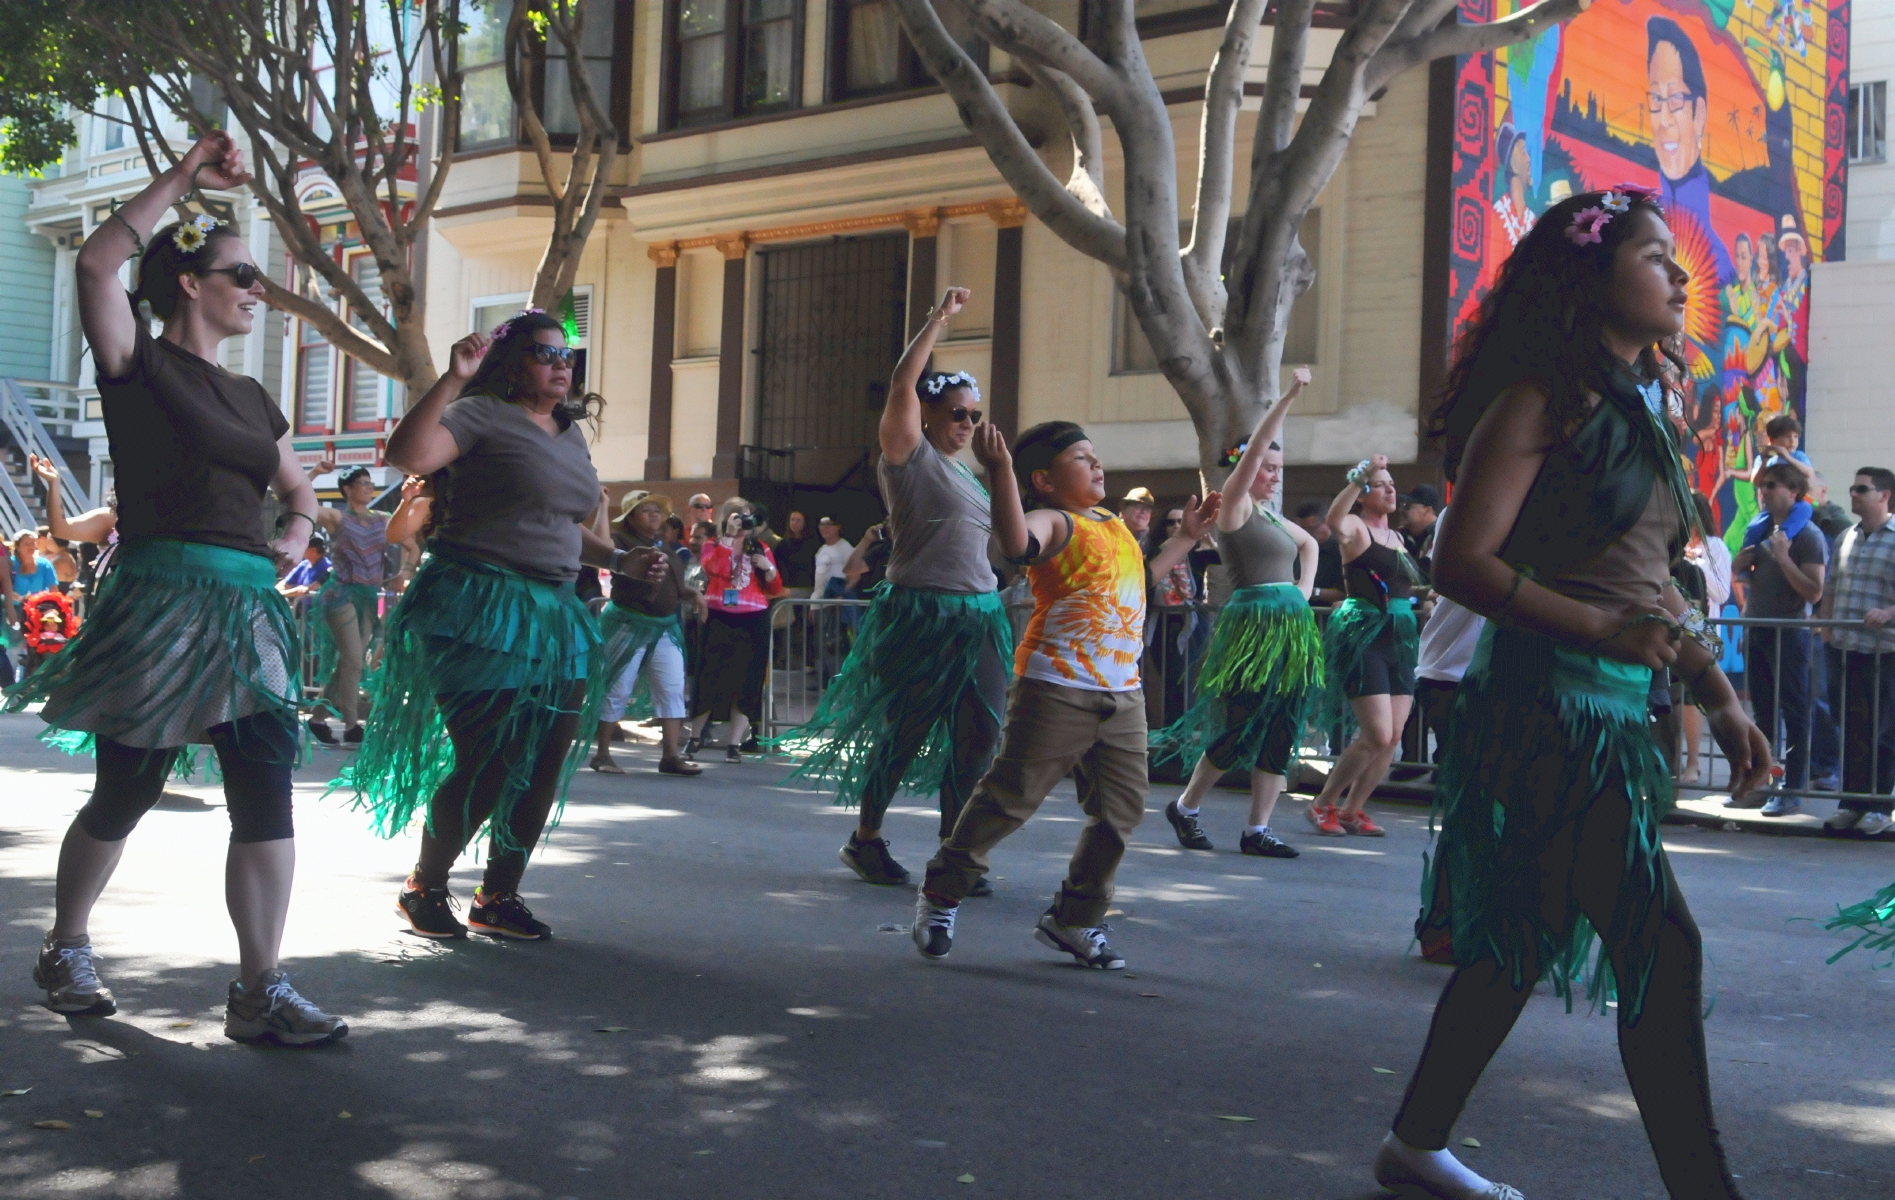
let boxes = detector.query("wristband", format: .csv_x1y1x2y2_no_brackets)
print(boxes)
278,510,316,533
1345,458,1373,488
609,548,627,576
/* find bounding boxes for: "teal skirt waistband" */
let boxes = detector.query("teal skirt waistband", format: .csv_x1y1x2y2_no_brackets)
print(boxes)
115,537,276,588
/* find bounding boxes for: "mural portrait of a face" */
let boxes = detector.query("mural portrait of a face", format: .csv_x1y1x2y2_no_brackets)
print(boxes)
1647,22,1709,183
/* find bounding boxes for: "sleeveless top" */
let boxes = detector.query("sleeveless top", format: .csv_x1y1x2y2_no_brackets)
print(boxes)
877,439,996,594
1541,479,1678,609
1015,508,1146,693
1343,538,1419,603
330,509,389,587
1219,507,1300,588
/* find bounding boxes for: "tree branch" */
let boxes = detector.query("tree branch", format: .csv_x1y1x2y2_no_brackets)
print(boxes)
1016,59,1110,219
953,0,1119,100
889,0,1126,272
1367,0,1590,93
1183,0,1271,331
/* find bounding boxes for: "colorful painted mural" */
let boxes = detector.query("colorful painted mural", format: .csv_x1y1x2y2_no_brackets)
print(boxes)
1447,0,1850,548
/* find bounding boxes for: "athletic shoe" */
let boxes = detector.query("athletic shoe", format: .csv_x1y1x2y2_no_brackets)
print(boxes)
1306,803,1345,837
1813,774,1841,792
1033,907,1125,970
912,893,957,959
1240,829,1299,858
839,836,911,886
224,971,347,1046
1339,809,1386,837
739,736,761,754
1373,1133,1522,1200
724,743,742,763
467,888,552,940
1856,811,1895,838
33,936,115,1016
343,724,364,745
396,878,466,939
306,718,338,745
968,875,995,898
1825,808,1864,833
1164,800,1214,850
1760,795,1802,817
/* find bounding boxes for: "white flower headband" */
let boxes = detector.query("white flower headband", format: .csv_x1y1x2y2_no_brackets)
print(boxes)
922,370,981,403
171,213,220,253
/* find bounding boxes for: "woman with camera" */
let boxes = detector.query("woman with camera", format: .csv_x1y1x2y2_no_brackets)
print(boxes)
686,498,781,763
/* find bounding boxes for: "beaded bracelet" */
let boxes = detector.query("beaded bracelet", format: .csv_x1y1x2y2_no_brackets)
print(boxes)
1344,458,1373,488
1586,611,1680,654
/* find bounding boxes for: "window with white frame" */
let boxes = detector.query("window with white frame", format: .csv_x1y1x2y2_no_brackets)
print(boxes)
297,317,332,433
345,256,386,428
459,2,515,147
1849,81,1886,165
543,0,619,134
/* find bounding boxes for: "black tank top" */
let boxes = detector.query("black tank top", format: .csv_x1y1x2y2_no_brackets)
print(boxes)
1343,539,1418,603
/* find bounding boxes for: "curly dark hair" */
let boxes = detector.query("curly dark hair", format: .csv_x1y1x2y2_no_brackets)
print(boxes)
133,217,245,321
464,309,604,435
1432,189,1684,482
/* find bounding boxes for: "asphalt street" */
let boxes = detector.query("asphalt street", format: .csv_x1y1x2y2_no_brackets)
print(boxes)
2,712,1893,1200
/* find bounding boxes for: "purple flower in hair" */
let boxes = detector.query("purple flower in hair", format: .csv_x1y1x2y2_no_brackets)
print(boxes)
1566,207,1607,246
489,306,547,342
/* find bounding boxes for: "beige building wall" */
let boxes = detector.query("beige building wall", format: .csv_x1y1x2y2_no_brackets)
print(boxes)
1804,260,1895,487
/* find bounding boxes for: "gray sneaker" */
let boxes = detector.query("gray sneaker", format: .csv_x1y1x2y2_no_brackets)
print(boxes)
1825,808,1864,832
1761,795,1802,817
33,936,115,1016
1033,906,1125,970
1856,811,1895,838
224,971,348,1046
912,892,957,960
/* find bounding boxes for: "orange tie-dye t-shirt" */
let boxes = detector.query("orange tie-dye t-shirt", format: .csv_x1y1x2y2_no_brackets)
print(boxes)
1015,507,1147,692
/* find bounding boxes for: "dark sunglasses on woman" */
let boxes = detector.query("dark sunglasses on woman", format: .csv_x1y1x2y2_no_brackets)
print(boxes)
946,407,982,425
525,343,577,367
199,262,260,289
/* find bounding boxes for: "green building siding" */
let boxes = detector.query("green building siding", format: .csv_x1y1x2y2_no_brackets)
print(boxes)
0,175,53,379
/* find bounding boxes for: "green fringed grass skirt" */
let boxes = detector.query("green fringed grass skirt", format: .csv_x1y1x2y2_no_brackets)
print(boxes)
4,539,300,767
770,584,1012,807
597,605,685,721
335,548,603,852
1825,881,1895,966
1420,624,1674,1021
1150,584,1322,776
1314,596,1417,739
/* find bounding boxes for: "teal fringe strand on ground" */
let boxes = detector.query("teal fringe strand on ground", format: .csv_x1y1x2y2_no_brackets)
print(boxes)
1422,624,1674,1022
5,538,300,764
1151,584,1322,774
334,549,604,854
769,584,1012,808
1313,596,1417,739
1825,881,1895,966
596,606,684,722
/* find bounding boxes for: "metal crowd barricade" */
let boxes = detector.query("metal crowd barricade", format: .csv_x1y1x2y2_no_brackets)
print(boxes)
761,596,871,737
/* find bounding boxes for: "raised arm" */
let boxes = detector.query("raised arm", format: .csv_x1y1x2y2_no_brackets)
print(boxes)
971,423,1028,561
385,333,487,475
29,455,116,545
77,131,250,380
1220,367,1310,531
881,287,969,466
386,477,431,547
1148,493,1223,581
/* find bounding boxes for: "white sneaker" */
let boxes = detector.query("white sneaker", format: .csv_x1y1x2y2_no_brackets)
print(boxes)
1825,808,1864,832
225,971,348,1046
33,937,115,1016
912,893,956,960
1855,811,1895,838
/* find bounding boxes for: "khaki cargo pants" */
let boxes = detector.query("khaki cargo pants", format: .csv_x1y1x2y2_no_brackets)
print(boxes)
922,676,1148,927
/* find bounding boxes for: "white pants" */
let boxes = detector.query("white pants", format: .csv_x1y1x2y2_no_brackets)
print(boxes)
603,635,687,722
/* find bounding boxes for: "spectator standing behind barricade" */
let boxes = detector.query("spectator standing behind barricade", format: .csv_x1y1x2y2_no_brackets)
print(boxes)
812,517,854,599
1413,594,1485,768
775,511,818,598
662,514,688,560
1818,467,1895,836
685,498,781,763
1680,492,1732,784
276,534,331,607
306,466,391,747
1291,501,1344,604
1400,484,1441,580
1730,460,1826,815
9,531,58,615
1118,487,1156,552
590,491,703,777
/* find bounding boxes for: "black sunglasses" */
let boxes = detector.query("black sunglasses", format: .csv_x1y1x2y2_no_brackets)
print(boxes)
1851,484,1886,495
944,407,982,425
199,262,260,288
525,343,576,367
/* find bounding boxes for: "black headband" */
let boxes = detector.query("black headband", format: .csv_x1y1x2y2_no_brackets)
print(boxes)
1013,425,1090,484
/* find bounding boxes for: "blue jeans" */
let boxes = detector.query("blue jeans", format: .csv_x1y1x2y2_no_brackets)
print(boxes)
1747,627,1813,790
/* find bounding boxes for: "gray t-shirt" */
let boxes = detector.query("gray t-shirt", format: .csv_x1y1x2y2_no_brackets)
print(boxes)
877,439,995,594
1742,522,1827,619
434,392,600,582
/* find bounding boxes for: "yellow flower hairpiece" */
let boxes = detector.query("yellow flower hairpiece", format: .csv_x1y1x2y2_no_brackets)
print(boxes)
172,213,220,253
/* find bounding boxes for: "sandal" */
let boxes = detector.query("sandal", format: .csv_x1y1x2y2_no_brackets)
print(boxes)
659,757,702,776
589,757,626,775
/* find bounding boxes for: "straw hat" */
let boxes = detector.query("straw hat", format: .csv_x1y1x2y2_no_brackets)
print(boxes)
1121,486,1157,508
616,490,672,522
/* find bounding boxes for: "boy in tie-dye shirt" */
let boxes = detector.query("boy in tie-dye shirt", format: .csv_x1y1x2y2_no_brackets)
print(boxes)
912,420,1220,969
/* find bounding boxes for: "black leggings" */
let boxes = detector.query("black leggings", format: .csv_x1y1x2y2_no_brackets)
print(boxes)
76,712,298,844
1394,779,1738,1198
860,637,1009,839
414,687,581,896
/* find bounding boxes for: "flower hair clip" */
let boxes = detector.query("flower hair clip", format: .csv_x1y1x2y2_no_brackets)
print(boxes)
489,306,546,342
922,370,981,403
172,213,220,253
1567,183,1664,246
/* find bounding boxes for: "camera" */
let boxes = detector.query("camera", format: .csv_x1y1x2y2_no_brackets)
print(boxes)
736,511,763,555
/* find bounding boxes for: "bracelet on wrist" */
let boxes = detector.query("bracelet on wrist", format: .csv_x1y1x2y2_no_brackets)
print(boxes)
278,510,316,533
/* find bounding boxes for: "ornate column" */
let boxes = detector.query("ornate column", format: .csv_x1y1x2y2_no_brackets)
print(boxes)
711,232,749,480
902,208,941,338
987,199,1028,440
644,241,679,481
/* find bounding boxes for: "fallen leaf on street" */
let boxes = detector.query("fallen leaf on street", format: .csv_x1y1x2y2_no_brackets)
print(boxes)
693,1150,714,1156
877,923,904,933
956,1174,976,1184
1,1089,30,1097
1461,1137,1481,1149
1313,962,1322,968
33,1120,71,1130
337,1112,352,1119
1214,1116,1257,1122
168,1021,193,1029
596,1026,630,1033
249,1155,266,1163
1121,973,1139,979
1372,1067,1395,1074
84,1110,103,1119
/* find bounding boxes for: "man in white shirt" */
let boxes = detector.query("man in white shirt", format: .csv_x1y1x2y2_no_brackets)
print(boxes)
812,516,856,599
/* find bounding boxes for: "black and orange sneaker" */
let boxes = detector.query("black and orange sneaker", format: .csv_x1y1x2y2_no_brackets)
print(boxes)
397,876,466,939
468,888,552,940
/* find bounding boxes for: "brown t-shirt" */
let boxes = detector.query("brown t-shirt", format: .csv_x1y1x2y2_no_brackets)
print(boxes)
608,528,686,618
1542,479,1679,609
99,317,289,558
